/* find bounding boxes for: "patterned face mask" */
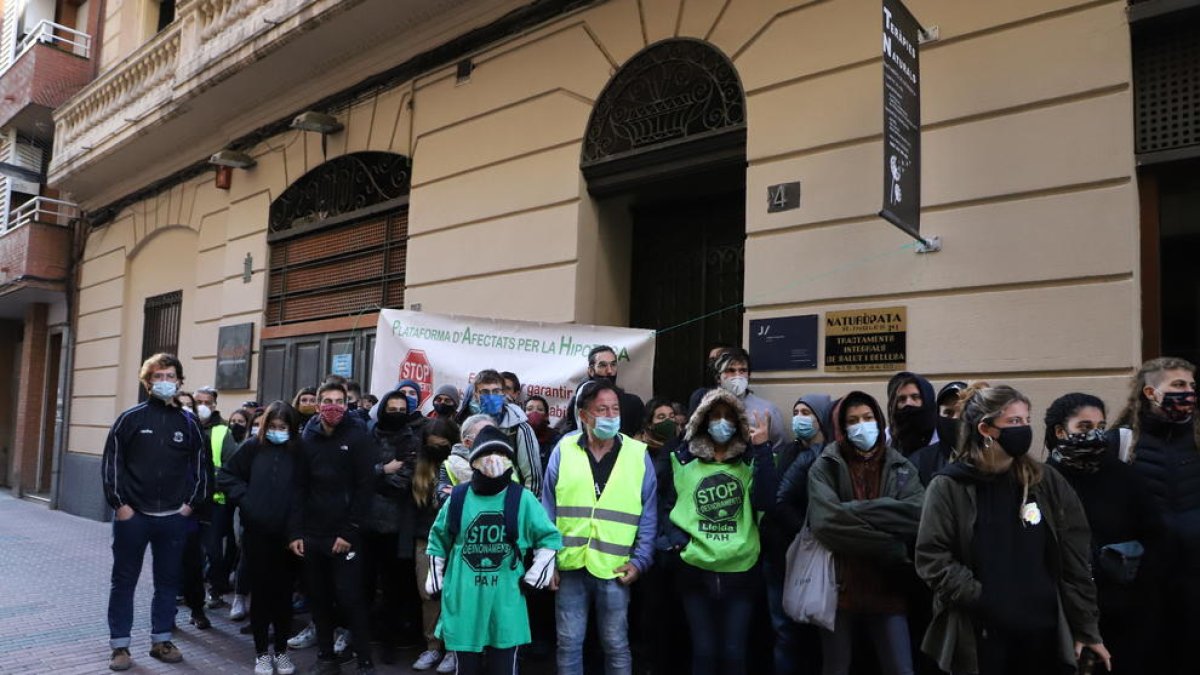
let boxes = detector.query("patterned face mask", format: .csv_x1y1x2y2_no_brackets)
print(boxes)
473,454,512,478
1051,428,1107,473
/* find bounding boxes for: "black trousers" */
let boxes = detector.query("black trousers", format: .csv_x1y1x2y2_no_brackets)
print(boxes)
244,527,295,655
362,530,403,640
181,522,207,612
457,646,518,675
976,626,1070,675
303,535,373,666
204,501,239,594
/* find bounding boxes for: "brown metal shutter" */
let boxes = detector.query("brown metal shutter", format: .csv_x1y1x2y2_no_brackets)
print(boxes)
266,208,407,325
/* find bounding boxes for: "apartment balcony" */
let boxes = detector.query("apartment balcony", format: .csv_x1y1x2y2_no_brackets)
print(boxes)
0,196,78,317
48,0,468,210
0,21,93,141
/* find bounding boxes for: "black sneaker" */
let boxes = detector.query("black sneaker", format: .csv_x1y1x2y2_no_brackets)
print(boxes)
190,610,212,630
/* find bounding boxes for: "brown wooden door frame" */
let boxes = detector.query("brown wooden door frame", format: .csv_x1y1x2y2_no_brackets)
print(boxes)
1139,169,1161,361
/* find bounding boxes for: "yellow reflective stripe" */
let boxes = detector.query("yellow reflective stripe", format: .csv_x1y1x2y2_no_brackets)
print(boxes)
556,505,640,526
560,536,632,556
445,459,459,486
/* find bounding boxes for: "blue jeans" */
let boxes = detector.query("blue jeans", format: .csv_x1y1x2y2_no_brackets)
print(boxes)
764,552,821,675
820,611,914,675
107,512,187,648
678,567,756,675
555,569,632,675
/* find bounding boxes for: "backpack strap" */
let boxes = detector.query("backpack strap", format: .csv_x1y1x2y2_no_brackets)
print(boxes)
504,483,524,570
445,483,471,544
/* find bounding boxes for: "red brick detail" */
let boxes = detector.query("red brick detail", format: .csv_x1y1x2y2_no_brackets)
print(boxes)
11,303,48,494
0,222,69,288
0,43,93,130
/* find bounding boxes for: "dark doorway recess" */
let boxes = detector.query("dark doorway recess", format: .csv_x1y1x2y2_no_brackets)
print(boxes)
581,38,747,405
630,188,745,405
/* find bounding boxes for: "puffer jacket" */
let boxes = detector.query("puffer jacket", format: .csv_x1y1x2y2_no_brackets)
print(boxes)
366,388,423,536
915,462,1101,674
1130,412,1200,572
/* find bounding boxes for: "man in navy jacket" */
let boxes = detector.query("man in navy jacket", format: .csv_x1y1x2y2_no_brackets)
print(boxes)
102,353,208,671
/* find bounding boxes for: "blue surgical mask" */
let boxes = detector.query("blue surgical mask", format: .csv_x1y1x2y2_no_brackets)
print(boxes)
591,415,621,440
708,419,737,444
151,381,177,401
266,429,289,445
847,421,879,452
405,394,420,414
468,398,482,415
792,414,817,440
480,393,506,416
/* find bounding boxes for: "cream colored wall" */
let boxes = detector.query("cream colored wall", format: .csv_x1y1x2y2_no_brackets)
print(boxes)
69,0,1142,453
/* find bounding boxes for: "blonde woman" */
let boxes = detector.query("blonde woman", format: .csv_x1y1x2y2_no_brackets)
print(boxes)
915,383,1109,675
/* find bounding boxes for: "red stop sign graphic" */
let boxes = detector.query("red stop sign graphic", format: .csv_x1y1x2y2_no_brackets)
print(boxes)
397,349,434,408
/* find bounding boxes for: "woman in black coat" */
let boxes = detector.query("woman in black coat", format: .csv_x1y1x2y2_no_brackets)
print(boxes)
1045,393,1165,675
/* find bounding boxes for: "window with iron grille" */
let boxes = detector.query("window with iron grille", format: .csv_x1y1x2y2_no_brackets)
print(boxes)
266,209,408,326
141,290,182,360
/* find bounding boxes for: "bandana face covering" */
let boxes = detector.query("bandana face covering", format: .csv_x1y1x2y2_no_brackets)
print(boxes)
319,403,345,427
1052,429,1107,473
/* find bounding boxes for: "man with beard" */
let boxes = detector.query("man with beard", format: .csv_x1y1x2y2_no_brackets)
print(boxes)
559,346,645,438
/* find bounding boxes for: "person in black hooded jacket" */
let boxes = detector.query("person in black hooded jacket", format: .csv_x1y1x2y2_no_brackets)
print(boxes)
910,382,967,487
287,382,377,675
1110,357,1200,675
1045,392,1165,675
887,372,938,457
363,385,424,656
218,400,302,675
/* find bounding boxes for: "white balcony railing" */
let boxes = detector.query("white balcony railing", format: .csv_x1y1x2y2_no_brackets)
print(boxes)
5,196,80,233
17,20,92,60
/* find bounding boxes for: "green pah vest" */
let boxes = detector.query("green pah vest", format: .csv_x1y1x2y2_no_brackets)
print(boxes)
669,452,759,573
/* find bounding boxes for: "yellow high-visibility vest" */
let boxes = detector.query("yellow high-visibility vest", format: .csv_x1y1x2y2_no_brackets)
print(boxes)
554,432,646,579
211,424,229,505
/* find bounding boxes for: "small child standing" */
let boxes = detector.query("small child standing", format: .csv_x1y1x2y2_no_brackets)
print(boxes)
426,426,561,675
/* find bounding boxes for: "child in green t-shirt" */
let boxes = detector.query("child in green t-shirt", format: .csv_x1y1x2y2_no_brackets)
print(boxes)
425,425,561,674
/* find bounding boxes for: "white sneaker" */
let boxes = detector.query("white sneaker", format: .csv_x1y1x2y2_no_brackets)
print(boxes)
333,628,350,655
254,654,273,675
412,650,441,670
229,594,248,621
436,652,457,673
274,652,296,675
288,622,317,649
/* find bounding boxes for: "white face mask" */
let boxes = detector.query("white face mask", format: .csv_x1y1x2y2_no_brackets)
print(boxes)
720,376,749,398
196,404,212,422
472,454,513,478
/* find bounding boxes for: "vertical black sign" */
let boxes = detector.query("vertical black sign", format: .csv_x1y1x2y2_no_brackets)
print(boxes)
879,0,921,239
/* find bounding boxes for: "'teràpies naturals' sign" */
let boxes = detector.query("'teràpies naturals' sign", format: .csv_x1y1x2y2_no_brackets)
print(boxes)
824,307,907,373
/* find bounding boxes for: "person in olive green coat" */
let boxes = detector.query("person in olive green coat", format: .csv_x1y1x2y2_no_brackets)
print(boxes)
807,390,924,675
915,383,1109,675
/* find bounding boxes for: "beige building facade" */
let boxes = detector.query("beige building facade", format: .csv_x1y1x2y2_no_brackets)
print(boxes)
43,0,1189,519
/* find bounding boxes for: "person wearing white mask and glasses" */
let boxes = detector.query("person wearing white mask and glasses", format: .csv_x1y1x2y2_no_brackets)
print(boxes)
711,348,790,456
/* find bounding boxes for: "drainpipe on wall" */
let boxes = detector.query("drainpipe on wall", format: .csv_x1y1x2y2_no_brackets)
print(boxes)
49,215,84,511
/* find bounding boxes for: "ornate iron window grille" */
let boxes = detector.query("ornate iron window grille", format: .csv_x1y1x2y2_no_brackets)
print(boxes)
269,152,411,233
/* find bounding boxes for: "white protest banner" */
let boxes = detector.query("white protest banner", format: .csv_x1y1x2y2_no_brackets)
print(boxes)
372,309,656,424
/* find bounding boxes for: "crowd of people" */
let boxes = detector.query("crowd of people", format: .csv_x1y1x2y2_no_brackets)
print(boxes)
99,345,1200,675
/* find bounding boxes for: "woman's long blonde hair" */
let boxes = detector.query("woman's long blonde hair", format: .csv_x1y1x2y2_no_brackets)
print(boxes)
955,382,1042,515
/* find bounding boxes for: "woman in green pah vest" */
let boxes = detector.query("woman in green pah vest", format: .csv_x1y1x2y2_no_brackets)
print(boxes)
658,388,779,675
425,425,562,675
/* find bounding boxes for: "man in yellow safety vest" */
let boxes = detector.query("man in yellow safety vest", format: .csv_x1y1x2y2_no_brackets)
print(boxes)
540,380,657,675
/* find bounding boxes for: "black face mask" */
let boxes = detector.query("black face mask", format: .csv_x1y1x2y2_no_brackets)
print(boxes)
377,410,408,431
592,374,617,387
347,401,359,411
1158,391,1197,423
936,416,959,452
434,403,457,418
995,425,1033,458
229,423,247,442
471,468,514,496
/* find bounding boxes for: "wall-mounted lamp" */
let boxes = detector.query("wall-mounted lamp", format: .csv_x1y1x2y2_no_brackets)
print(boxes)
291,111,343,134
209,149,256,169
